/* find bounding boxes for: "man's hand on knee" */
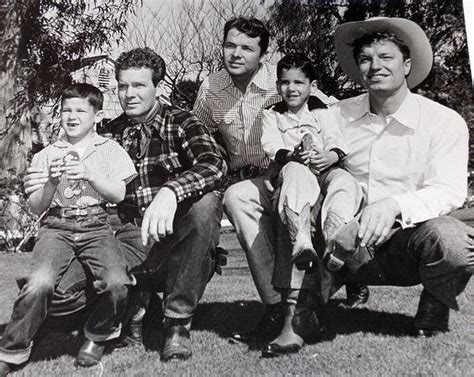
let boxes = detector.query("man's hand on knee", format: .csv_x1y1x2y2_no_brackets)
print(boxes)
358,198,401,248
141,187,177,245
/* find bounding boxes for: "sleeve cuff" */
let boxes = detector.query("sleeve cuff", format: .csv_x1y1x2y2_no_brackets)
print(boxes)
329,148,346,163
275,149,291,165
391,195,415,228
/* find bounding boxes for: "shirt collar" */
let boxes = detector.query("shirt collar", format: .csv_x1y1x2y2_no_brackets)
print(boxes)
217,62,271,92
389,91,419,130
351,91,418,130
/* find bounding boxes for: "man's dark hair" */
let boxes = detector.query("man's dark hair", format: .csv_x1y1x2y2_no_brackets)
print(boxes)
223,17,270,56
277,53,316,82
62,83,103,112
352,31,411,62
115,47,166,86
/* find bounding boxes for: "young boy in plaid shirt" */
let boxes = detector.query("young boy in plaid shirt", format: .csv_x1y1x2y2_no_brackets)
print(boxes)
0,83,137,375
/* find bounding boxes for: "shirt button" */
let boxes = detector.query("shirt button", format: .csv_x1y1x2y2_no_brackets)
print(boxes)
141,207,146,212
406,217,412,225
166,164,171,169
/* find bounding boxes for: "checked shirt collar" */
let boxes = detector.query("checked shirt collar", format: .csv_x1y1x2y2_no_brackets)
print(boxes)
122,100,162,159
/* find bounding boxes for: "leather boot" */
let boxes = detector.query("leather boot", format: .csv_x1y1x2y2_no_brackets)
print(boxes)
231,302,285,343
262,289,320,358
414,289,449,337
285,203,318,266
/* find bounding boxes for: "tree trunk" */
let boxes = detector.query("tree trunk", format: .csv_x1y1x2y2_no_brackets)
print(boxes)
0,0,36,177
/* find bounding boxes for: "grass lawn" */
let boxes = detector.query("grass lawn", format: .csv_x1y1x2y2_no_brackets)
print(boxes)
0,231,472,376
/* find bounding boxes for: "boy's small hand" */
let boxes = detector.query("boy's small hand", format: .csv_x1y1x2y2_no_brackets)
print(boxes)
62,160,92,181
291,148,310,165
309,148,338,172
48,157,64,185
24,167,49,194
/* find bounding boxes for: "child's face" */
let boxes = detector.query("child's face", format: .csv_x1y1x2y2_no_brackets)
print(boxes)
277,68,317,113
60,97,103,144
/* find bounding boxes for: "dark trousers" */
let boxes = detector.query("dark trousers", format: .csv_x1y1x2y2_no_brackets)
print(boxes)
342,216,472,310
273,214,472,311
49,191,222,319
0,214,131,365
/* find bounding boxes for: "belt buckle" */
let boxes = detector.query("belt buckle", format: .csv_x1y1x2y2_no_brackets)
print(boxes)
60,208,87,218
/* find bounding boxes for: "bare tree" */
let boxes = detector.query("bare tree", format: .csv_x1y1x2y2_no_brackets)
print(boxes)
121,0,269,100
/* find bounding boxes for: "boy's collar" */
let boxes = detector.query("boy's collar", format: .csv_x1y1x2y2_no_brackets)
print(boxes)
269,95,328,114
54,131,108,148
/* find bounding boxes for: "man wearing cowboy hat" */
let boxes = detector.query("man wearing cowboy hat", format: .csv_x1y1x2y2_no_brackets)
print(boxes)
320,17,473,338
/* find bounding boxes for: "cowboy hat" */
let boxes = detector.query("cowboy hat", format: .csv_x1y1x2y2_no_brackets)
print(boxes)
334,17,433,89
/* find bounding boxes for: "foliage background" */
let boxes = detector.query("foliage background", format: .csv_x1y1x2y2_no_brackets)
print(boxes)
0,0,472,252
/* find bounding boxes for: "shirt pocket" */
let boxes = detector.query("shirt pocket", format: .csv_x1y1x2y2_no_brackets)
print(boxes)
219,117,243,157
154,153,183,179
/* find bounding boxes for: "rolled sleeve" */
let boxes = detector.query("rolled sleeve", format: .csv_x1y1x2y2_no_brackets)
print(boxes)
107,141,137,185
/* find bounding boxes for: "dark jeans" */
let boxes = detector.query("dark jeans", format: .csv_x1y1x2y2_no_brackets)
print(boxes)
50,191,222,319
273,214,472,312
0,214,131,365
342,216,472,310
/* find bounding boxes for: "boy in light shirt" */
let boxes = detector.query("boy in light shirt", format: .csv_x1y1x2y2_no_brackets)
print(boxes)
0,83,137,375
261,53,363,356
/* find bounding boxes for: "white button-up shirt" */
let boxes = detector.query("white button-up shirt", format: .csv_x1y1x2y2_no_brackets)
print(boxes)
331,92,468,228
261,102,346,160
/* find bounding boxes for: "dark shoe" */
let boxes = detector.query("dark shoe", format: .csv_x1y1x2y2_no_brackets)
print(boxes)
0,361,10,377
343,283,370,308
262,291,320,358
161,318,192,362
414,289,449,337
230,302,285,343
261,342,302,358
76,339,106,367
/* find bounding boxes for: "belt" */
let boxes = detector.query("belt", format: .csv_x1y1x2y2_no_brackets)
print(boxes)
229,165,266,181
47,204,107,219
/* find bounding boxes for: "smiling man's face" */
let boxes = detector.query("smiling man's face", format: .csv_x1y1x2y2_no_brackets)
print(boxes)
357,40,411,95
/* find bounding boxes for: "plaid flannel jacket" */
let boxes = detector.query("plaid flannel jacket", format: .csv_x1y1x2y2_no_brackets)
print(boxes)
99,101,227,217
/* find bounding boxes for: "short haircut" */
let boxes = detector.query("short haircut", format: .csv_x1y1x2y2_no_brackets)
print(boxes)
62,83,103,112
115,47,166,86
352,31,411,62
277,53,316,82
223,17,270,56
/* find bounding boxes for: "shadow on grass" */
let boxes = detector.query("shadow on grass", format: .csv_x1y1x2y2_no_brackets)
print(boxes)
192,298,414,343
0,297,415,365
320,298,414,338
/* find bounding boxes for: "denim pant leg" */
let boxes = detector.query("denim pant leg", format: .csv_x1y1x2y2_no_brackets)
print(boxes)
135,192,222,319
0,226,75,365
74,218,133,342
49,221,149,317
223,176,281,305
346,216,472,310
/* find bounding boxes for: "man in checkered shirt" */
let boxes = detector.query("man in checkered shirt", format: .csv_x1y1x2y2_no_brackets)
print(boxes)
24,48,227,362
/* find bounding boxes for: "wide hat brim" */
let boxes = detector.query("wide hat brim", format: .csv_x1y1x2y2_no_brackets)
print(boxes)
334,17,433,89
